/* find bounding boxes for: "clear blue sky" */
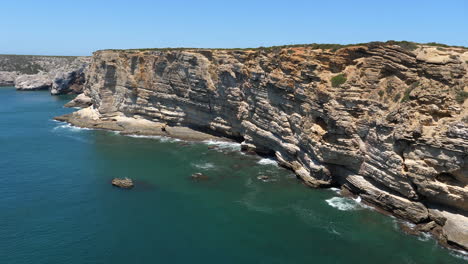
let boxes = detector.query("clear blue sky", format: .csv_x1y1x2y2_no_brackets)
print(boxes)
2,0,467,56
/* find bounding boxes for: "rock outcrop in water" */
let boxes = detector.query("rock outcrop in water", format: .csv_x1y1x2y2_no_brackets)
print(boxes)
111,178,134,189
56,42,468,251
0,55,90,94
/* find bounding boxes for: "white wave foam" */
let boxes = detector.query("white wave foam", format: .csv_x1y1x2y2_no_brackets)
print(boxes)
329,187,341,194
126,134,180,142
328,227,342,236
53,123,91,132
257,158,278,166
353,196,374,210
400,220,416,229
192,162,216,170
237,178,274,214
450,249,468,261
326,197,359,211
202,140,241,151
417,232,432,242
325,195,374,211
256,175,277,182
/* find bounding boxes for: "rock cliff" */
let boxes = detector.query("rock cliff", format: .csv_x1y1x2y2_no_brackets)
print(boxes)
57,42,468,251
0,55,90,94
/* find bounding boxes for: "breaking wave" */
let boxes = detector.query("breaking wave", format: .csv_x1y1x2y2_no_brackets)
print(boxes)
52,123,91,132
192,162,216,170
202,140,241,151
450,250,468,261
325,197,359,211
257,158,278,166
325,195,373,211
417,232,432,242
125,134,181,142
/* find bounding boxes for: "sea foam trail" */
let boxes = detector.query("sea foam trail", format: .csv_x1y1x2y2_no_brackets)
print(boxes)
125,134,181,142
325,195,374,211
202,140,241,151
52,123,91,132
450,250,468,261
325,197,359,211
192,162,216,170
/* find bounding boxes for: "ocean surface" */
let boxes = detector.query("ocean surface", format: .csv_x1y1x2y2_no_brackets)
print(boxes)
0,86,466,264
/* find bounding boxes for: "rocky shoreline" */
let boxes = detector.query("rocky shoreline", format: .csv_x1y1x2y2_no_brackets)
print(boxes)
55,42,467,252
0,55,90,95
56,105,468,253
55,106,233,142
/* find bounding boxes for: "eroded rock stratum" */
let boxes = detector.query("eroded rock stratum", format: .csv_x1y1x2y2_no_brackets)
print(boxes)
0,55,90,94
58,43,468,250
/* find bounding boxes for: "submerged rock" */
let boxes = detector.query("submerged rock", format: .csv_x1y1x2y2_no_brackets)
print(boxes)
191,173,209,181
111,177,134,189
257,175,270,181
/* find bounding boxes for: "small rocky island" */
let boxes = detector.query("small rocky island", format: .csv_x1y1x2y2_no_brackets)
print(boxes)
111,178,134,189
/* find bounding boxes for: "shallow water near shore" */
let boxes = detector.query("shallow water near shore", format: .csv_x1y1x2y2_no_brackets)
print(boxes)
0,86,466,264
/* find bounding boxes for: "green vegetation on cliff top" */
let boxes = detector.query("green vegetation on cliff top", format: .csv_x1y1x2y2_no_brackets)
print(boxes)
0,54,79,74
101,41,467,53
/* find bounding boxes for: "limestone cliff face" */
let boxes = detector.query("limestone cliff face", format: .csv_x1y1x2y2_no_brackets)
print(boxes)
0,55,90,94
66,43,468,250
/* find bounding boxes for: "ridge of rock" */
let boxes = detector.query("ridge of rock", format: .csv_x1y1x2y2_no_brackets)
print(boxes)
57,43,468,251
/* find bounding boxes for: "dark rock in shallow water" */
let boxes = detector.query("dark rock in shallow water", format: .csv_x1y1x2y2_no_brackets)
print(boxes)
257,175,270,181
111,177,134,189
417,221,437,232
191,173,209,181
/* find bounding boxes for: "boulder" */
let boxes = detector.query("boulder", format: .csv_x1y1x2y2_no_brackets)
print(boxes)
64,93,93,108
439,210,468,251
111,177,134,189
257,175,270,181
191,173,209,181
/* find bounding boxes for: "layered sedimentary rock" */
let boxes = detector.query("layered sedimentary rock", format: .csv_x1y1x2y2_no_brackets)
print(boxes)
49,57,89,95
0,55,90,94
0,71,18,86
58,43,468,250
15,73,52,90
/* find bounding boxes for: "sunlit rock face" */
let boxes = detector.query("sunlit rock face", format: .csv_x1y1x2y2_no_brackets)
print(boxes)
64,43,468,250
0,55,90,94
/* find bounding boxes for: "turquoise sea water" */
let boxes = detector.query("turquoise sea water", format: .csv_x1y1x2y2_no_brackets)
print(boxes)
0,86,466,264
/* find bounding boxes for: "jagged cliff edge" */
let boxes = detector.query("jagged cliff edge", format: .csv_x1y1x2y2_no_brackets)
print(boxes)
56,42,468,251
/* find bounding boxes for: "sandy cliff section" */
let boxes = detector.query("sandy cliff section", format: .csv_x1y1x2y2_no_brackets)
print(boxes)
57,43,468,251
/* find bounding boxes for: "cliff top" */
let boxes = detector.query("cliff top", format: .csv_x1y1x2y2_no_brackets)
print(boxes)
0,54,89,75
99,41,467,53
